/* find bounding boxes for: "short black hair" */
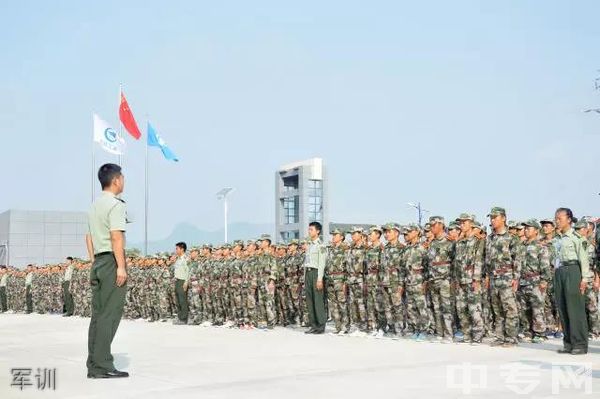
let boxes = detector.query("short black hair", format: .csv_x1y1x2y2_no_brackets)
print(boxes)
66,256,73,261
176,242,187,252
309,221,322,234
98,163,122,189
556,207,578,224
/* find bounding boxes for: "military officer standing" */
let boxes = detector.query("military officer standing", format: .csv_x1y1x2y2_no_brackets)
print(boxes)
173,242,190,325
85,163,129,379
555,208,591,355
304,222,327,334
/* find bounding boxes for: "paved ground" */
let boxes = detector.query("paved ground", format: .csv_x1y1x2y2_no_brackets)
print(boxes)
1,313,599,399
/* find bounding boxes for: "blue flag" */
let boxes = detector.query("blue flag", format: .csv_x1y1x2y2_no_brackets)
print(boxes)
147,123,179,162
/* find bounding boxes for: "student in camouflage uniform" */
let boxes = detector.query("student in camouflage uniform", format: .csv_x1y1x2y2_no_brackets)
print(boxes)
256,234,277,329
346,227,367,332
243,241,259,328
229,241,246,327
0,266,8,312
486,207,522,347
326,228,350,334
364,226,383,334
399,224,430,341
380,223,404,335
540,219,560,336
517,219,552,343
284,240,302,325
453,214,485,344
426,216,455,342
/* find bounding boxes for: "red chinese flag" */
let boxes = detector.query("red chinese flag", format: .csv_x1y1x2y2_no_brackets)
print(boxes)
119,92,141,140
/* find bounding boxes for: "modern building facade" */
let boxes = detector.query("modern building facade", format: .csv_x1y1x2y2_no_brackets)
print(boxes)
0,210,88,268
275,158,329,242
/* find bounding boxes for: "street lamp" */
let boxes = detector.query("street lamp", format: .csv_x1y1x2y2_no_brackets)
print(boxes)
407,202,430,226
216,187,235,243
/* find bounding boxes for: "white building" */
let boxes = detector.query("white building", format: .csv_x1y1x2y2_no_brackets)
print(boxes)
0,209,88,268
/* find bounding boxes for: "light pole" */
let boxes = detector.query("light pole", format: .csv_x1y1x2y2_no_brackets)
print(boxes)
216,187,235,243
407,202,430,226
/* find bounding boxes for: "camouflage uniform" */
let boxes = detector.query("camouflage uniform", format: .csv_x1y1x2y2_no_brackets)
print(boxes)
518,223,551,338
256,248,277,328
427,231,455,339
326,239,350,333
380,224,405,333
364,237,383,331
486,208,522,345
399,228,430,334
347,240,367,330
579,227,600,335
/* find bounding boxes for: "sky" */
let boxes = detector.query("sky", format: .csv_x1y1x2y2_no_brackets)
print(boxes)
1,0,600,243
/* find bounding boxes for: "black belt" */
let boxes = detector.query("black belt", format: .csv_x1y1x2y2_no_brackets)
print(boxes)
560,260,580,267
95,251,113,257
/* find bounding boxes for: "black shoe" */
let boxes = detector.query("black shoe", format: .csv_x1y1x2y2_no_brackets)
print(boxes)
557,348,572,354
312,328,325,334
62,313,72,317
571,348,587,355
305,328,316,334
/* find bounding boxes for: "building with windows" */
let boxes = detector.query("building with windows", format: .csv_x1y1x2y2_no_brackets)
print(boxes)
0,209,88,268
275,158,329,242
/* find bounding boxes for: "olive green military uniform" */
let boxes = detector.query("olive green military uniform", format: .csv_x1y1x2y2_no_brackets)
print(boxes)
86,191,128,376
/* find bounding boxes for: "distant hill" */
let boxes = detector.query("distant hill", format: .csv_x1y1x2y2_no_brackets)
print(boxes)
129,222,274,254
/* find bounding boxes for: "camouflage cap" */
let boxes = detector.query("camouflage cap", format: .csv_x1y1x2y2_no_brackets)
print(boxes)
202,244,213,249
507,220,517,229
574,220,588,230
233,240,244,247
456,213,474,222
288,239,299,246
429,216,445,225
330,228,345,236
246,239,257,246
581,216,596,226
257,234,272,242
382,222,401,232
540,218,555,227
448,221,461,230
423,223,431,232
472,220,482,230
515,222,524,230
487,207,506,217
349,226,364,234
403,223,420,233
522,219,541,230
221,243,231,249
369,225,383,234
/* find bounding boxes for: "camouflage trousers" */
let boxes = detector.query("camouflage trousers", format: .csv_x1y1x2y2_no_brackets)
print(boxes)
544,280,558,332
456,283,484,341
481,285,493,337
187,286,203,324
517,284,546,336
429,279,453,338
327,280,349,332
257,285,276,327
244,287,258,325
210,287,224,323
199,287,212,321
376,285,403,331
275,282,289,325
584,282,600,335
348,282,367,330
158,286,172,319
405,285,430,333
230,287,244,325
490,281,519,343
284,283,300,323
364,281,379,330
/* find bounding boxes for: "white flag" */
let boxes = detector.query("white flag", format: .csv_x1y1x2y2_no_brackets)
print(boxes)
93,113,124,155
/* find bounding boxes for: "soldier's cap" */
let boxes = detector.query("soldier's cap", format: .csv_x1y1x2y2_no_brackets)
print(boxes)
522,219,541,230
472,220,482,229
581,216,596,226
382,222,401,232
330,228,345,236
507,220,517,229
288,239,299,246
514,223,525,230
487,207,506,217
574,220,588,230
540,218,555,227
233,240,244,247
369,226,383,234
429,216,445,225
448,221,461,230
423,223,431,232
222,243,232,250
257,234,272,242
456,213,474,222
202,244,213,249
350,226,364,234
403,223,420,234
246,240,257,247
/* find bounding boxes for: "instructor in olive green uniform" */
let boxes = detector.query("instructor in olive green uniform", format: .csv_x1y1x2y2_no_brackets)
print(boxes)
304,221,328,334
554,208,590,355
85,163,129,379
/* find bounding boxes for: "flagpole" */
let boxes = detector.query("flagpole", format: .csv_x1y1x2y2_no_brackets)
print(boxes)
118,84,123,167
144,122,149,256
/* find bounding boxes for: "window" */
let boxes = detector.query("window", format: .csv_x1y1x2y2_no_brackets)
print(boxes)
307,179,323,223
281,231,299,242
282,175,299,192
282,196,299,224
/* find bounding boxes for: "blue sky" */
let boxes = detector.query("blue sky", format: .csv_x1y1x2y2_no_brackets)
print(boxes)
1,1,599,242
